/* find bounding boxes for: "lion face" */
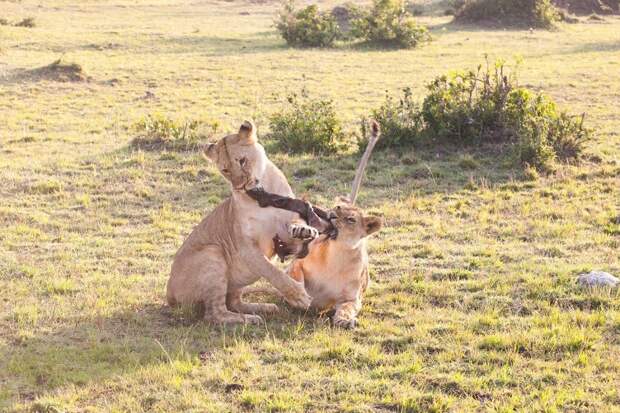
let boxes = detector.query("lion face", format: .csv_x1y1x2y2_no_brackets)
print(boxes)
203,120,266,191
330,203,382,247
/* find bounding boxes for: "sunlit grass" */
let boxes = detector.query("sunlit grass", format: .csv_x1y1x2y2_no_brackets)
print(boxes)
1,0,619,412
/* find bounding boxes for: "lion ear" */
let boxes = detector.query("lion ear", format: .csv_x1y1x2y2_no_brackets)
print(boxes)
203,143,218,162
238,120,257,144
363,216,382,236
336,196,352,205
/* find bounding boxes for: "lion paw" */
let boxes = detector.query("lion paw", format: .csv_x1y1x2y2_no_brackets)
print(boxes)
243,314,264,325
284,280,312,310
289,224,319,240
333,317,358,329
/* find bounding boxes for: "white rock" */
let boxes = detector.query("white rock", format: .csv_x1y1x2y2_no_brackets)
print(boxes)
577,271,619,288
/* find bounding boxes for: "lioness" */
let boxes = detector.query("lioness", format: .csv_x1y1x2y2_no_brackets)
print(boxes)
247,121,383,328
288,203,382,328
166,120,312,324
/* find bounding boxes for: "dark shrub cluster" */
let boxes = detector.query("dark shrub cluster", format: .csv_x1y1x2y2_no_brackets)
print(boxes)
368,61,591,170
276,1,340,47
553,0,619,15
276,0,430,49
268,90,348,154
351,0,431,48
455,0,561,28
132,114,216,151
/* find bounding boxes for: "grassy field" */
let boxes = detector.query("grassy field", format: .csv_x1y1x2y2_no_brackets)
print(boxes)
1,0,619,411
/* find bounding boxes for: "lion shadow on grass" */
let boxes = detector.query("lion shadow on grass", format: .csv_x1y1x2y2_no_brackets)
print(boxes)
2,300,327,408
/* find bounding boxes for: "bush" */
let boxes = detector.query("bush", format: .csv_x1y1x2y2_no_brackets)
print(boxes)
132,114,216,151
351,0,431,48
269,90,348,154
506,90,589,168
276,1,340,47
455,0,561,28
361,87,423,149
367,60,591,170
422,61,590,169
553,0,619,15
421,63,515,145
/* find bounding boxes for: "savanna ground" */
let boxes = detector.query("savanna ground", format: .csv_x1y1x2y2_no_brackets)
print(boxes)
1,0,619,411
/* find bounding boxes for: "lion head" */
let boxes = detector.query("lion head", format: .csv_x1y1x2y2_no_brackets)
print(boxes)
329,203,382,248
203,120,266,191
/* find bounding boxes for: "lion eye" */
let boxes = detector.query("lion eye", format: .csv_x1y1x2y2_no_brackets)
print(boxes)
221,168,230,174
346,217,356,224
239,157,247,167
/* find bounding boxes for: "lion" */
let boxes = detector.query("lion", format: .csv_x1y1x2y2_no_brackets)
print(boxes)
245,121,383,328
287,203,382,328
166,120,313,324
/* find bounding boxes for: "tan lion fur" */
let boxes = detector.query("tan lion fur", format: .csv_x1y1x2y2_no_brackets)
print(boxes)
288,203,382,328
166,121,312,324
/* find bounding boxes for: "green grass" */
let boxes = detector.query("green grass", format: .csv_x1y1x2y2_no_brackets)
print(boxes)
1,0,619,412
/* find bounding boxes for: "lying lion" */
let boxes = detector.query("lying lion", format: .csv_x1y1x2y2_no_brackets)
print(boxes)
166,121,315,324
288,202,382,328
246,121,383,328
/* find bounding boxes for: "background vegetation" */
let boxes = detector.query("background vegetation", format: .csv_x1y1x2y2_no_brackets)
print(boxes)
277,0,431,48
455,0,561,28
1,0,619,412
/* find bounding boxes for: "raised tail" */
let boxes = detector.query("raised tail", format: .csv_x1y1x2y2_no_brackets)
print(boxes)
349,120,381,205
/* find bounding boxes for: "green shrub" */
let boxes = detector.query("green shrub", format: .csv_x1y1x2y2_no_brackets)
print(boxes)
269,90,348,154
132,114,216,151
421,63,515,145
351,0,431,48
367,60,591,170
361,87,423,149
276,1,340,48
506,89,589,168
455,0,560,28
422,61,590,169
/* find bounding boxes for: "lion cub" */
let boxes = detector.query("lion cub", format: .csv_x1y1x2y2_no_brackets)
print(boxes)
166,121,311,325
288,203,382,328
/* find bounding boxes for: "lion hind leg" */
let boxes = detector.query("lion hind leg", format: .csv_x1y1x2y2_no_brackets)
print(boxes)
195,249,262,325
227,289,279,315
205,291,263,325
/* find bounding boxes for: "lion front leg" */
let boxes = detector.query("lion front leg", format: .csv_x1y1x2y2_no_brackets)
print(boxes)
333,298,362,329
241,243,312,310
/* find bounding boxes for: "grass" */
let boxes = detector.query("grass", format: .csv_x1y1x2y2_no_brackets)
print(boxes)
1,0,619,412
